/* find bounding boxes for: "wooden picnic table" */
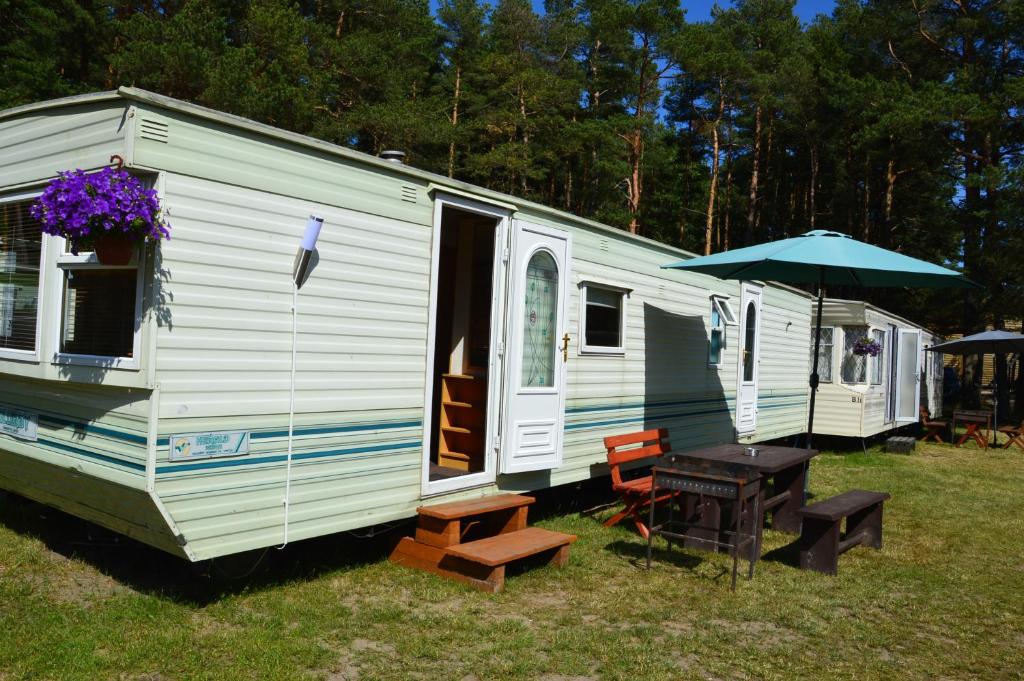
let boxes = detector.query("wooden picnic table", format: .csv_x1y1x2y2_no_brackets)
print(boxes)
657,444,818,560
953,410,992,449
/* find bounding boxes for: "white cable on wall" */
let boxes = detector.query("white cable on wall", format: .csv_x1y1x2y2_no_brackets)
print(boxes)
279,215,324,550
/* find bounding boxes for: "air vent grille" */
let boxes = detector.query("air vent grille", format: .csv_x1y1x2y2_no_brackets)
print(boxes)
139,118,169,143
401,185,417,203
599,238,610,252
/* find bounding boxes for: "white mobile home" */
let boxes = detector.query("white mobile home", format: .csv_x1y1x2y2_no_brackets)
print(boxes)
810,298,942,439
0,89,811,560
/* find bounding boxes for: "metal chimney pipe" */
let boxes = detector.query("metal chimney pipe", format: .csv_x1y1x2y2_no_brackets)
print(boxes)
380,150,406,164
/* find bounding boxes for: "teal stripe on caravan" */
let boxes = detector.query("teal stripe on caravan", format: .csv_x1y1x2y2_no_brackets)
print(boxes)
154,419,423,447
41,416,149,446
565,392,806,415
566,407,728,431
155,439,422,474
37,437,147,472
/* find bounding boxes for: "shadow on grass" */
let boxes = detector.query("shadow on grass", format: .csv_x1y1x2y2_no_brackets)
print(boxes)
0,475,627,606
0,490,411,606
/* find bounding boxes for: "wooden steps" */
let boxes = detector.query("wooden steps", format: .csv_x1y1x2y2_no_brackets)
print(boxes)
390,493,576,593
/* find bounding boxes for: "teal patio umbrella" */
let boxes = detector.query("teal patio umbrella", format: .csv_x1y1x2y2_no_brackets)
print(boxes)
663,230,980,447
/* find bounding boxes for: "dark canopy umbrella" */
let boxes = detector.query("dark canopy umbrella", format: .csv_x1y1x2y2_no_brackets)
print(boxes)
926,330,1024,444
663,230,980,448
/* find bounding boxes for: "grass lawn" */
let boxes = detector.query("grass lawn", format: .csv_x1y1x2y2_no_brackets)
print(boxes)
1,441,1022,680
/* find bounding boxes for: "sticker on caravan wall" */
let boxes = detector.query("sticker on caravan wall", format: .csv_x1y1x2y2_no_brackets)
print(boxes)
0,407,38,441
169,431,250,461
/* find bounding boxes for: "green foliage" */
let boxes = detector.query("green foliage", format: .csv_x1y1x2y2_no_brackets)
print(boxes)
0,0,1022,334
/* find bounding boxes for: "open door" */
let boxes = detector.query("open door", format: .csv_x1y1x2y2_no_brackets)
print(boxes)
735,283,763,435
500,220,570,474
895,328,921,423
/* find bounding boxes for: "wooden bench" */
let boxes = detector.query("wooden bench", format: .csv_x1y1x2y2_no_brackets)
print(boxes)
797,490,890,575
390,494,576,593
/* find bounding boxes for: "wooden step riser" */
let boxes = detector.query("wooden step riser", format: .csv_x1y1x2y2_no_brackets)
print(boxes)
390,537,506,593
415,506,529,548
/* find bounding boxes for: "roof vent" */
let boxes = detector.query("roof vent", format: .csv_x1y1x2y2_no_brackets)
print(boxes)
380,150,406,164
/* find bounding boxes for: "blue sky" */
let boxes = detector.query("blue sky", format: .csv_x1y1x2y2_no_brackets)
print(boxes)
428,1,838,24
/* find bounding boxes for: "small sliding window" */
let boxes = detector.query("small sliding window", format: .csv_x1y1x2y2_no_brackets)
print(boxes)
579,281,629,355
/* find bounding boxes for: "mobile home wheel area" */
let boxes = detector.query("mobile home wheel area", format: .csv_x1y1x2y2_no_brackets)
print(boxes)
0,88,812,560
808,298,942,439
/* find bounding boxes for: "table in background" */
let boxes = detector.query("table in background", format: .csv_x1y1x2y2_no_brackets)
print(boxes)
953,410,992,449
661,444,818,560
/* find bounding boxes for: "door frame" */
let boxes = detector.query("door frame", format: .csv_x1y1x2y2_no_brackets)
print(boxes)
735,282,763,436
894,328,922,424
885,322,898,423
499,219,572,474
420,192,511,497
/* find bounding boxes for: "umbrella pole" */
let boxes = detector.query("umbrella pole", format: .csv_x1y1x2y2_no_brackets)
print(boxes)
807,271,825,449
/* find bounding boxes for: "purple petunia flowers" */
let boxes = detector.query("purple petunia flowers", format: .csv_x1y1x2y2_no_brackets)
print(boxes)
852,337,882,357
30,167,170,250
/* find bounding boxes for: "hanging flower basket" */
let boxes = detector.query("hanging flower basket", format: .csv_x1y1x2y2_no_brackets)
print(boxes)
852,337,882,357
30,167,170,264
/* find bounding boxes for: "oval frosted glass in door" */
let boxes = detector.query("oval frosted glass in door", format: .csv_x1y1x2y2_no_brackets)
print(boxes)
743,301,757,381
898,331,919,418
521,250,558,388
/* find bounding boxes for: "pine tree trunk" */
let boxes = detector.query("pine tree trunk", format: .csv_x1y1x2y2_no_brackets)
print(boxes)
703,84,725,255
447,66,462,179
723,139,734,250
862,156,871,241
745,104,762,245
809,146,818,230
884,155,897,248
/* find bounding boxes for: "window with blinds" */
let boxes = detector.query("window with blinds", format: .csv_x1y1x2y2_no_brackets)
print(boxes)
60,269,137,358
0,200,43,353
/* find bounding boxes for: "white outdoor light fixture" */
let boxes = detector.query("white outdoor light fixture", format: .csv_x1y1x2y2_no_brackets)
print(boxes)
293,214,325,287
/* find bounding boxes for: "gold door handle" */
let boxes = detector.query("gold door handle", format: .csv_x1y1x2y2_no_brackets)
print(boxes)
562,333,571,362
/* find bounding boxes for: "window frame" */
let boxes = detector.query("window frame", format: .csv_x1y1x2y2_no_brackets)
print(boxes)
49,238,146,371
0,190,48,364
870,327,886,386
578,280,628,356
840,325,869,385
707,295,735,369
810,325,835,384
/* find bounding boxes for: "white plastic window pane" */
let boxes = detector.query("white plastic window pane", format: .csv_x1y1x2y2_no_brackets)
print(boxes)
521,251,558,387
842,326,868,384
714,297,737,325
810,327,833,383
709,328,723,365
898,332,919,417
871,329,885,385
710,305,721,328
742,302,757,381
0,200,42,352
60,268,138,357
586,287,621,309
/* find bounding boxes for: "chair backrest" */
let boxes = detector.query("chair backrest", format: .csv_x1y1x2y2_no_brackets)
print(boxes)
603,428,670,486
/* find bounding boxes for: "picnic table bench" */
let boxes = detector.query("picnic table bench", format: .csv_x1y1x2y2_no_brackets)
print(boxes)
797,490,890,575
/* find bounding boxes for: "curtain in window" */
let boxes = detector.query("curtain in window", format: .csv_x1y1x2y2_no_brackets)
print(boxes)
810,327,834,382
842,326,868,383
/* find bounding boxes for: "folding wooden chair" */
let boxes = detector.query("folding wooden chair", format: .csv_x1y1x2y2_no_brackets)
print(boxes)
919,406,948,443
602,428,675,539
998,418,1024,451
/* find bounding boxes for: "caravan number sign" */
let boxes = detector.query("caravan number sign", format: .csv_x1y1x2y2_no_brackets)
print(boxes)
0,407,38,441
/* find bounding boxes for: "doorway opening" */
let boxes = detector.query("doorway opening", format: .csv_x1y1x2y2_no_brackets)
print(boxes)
427,206,499,482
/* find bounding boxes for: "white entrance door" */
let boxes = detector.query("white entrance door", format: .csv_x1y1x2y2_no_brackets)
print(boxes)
735,283,763,435
500,220,570,474
895,329,922,423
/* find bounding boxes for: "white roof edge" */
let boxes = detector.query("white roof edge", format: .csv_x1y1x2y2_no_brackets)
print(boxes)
822,297,935,336
0,90,122,121
0,88,815,300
